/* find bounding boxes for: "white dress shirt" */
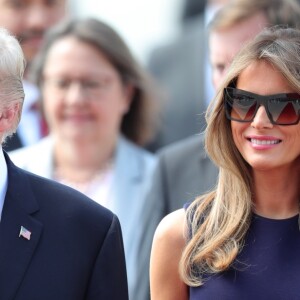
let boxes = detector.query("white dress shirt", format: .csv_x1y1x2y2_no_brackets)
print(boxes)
0,149,8,220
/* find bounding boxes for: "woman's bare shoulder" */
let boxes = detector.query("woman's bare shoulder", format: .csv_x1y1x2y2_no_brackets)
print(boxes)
150,209,188,300
154,208,187,247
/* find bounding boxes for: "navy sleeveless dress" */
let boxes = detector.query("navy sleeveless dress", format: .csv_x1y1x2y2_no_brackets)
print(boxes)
189,214,300,299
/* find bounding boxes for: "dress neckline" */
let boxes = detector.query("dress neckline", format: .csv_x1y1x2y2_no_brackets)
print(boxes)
252,212,299,222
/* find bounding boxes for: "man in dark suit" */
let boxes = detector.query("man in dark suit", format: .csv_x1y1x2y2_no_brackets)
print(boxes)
146,0,232,152
149,134,218,216
0,28,128,300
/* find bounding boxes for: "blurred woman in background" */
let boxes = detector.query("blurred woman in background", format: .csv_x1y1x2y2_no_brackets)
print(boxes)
10,17,159,300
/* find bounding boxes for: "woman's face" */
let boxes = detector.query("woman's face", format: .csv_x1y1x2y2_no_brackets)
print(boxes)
42,36,132,144
231,60,300,172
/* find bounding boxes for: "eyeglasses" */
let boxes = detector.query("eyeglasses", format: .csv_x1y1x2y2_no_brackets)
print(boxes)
43,77,114,99
224,87,300,125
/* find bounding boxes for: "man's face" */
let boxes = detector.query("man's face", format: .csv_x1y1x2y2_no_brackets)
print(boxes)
209,12,268,90
0,0,66,64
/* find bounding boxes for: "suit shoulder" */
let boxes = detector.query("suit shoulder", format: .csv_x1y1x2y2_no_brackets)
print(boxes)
23,168,114,225
158,135,205,160
119,136,157,165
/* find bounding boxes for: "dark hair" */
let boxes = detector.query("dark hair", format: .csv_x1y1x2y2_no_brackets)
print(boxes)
181,0,207,23
30,17,159,146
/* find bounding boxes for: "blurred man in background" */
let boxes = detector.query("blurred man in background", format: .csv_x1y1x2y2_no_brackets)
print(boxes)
147,0,228,152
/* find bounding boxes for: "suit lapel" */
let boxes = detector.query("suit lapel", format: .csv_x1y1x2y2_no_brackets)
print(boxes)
112,137,141,220
0,153,43,300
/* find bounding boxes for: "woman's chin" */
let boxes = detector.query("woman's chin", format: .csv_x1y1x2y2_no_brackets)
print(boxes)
58,129,92,142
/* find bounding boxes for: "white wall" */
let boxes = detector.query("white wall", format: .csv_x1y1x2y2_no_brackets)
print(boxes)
71,0,184,64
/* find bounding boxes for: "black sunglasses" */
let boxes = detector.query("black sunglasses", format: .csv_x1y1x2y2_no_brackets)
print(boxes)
224,87,300,125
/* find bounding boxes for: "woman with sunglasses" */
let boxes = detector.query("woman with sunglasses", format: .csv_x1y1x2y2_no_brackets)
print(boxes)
150,26,300,299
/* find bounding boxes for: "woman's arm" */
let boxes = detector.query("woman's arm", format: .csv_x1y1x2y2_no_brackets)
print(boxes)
150,208,188,300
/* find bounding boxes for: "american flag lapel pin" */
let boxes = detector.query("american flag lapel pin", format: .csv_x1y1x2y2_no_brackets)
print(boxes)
19,226,31,241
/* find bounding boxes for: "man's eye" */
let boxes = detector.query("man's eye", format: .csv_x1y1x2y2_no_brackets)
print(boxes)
44,0,62,7
212,62,226,74
215,64,225,73
6,0,27,9
54,79,69,88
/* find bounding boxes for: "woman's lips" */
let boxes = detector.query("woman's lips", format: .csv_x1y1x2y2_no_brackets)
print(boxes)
63,114,93,123
246,135,282,150
250,138,280,145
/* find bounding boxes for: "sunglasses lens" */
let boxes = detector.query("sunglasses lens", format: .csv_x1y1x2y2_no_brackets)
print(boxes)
225,91,257,121
268,98,300,125
225,88,300,125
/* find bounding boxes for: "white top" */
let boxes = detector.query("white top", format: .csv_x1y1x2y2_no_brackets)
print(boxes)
17,80,42,146
54,164,115,208
0,149,8,220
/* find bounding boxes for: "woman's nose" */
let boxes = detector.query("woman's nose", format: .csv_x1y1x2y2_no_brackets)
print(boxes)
250,106,273,129
65,82,86,104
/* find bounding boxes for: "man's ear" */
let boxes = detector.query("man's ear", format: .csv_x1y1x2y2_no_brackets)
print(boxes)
0,103,20,132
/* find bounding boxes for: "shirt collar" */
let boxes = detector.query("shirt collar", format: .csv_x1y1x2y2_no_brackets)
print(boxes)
0,148,8,221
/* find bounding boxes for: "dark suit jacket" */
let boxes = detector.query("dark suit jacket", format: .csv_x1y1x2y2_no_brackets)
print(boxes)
147,134,218,218
0,153,128,300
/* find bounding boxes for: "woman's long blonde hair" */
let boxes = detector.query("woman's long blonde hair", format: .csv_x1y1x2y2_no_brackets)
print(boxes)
180,26,300,286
